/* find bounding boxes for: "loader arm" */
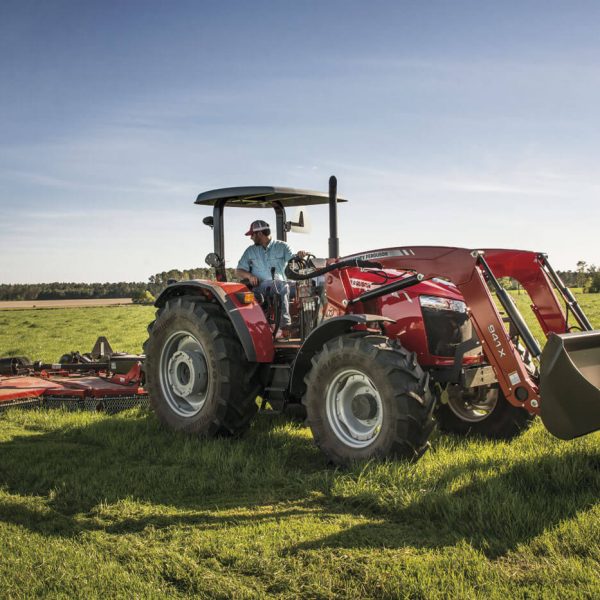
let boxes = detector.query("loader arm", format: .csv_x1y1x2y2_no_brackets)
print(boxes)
483,249,569,336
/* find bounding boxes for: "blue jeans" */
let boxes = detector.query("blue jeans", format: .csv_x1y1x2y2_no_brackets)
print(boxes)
255,280,291,327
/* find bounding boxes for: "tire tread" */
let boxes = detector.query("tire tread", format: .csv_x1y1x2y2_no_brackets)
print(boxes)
302,335,435,465
144,296,259,437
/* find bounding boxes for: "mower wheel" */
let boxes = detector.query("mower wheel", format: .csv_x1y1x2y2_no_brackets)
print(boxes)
143,297,260,437
436,384,534,439
303,335,434,465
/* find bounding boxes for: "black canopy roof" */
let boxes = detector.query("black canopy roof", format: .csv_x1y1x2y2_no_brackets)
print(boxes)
195,186,348,208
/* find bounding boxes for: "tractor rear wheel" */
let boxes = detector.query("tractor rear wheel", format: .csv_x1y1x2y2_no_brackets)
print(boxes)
144,297,260,436
303,336,435,465
436,384,534,439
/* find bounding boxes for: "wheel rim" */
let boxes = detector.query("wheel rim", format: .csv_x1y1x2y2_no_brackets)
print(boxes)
325,368,383,448
158,330,210,418
447,386,498,423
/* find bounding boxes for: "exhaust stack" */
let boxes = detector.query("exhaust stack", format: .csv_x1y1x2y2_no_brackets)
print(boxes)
328,175,339,259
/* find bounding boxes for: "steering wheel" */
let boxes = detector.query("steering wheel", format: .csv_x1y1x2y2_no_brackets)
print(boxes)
289,253,316,269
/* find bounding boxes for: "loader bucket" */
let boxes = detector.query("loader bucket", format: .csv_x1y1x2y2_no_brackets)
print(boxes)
540,331,600,440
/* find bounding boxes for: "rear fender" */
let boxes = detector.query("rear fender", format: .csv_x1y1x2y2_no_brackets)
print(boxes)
155,280,274,362
289,314,394,398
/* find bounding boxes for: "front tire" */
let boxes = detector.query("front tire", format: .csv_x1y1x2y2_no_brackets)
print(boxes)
436,384,534,439
303,336,435,465
144,297,259,436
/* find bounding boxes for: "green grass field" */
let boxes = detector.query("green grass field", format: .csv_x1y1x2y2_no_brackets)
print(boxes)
0,305,155,363
0,297,599,598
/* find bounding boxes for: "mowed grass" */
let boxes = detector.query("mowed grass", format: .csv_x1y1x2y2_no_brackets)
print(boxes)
0,298,599,598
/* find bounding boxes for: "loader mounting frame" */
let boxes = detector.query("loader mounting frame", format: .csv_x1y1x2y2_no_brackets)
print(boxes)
339,246,587,417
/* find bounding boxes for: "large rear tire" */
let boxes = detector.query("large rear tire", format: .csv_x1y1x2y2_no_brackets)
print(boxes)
436,384,534,439
143,297,260,436
303,336,435,465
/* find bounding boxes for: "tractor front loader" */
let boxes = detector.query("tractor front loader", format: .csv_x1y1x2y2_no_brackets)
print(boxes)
338,245,600,442
143,177,600,465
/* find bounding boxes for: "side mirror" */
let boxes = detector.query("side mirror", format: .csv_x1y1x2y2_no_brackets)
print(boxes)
205,252,223,268
203,216,214,229
286,210,310,233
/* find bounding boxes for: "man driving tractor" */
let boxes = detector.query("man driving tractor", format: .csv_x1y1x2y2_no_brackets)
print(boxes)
140,180,600,466
235,220,307,336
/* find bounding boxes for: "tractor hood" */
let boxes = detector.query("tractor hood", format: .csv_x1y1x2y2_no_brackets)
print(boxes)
415,277,463,301
345,267,465,302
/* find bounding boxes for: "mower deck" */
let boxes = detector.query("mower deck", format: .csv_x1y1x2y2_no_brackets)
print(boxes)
0,369,148,414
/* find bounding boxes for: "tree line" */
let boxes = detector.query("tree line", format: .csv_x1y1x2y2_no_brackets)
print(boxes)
1,263,599,302
0,268,236,302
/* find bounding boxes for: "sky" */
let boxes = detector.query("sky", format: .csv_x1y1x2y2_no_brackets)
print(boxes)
1,0,599,284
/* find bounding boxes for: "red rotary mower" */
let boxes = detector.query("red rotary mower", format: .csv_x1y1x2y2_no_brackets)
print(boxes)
0,338,147,414
141,176,600,464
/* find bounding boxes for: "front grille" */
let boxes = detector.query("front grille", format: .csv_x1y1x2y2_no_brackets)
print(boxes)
421,307,473,357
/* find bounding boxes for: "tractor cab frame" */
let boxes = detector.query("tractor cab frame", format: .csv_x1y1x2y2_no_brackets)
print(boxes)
195,181,347,281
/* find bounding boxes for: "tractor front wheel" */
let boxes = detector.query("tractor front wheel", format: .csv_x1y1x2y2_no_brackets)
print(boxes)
144,297,259,436
303,336,435,465
436,384,534,439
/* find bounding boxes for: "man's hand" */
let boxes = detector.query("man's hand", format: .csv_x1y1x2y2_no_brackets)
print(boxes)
297,250,308,258
235,269,258,286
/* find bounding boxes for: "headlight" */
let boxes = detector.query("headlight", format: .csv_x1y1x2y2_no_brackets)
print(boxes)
419,295,467,314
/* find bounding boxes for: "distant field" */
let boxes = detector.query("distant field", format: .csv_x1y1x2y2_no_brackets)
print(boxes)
0,298,133,309
0,305,154,361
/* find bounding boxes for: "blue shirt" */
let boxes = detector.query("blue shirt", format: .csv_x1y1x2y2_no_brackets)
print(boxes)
237,239,294,282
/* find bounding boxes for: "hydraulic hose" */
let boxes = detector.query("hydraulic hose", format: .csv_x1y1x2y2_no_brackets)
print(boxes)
285,257,383,281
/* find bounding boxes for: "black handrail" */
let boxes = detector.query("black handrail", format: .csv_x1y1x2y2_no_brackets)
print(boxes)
348,273,424,306
285,257,383,281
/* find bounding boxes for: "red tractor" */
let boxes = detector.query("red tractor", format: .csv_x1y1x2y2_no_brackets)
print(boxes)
144,177,600,464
